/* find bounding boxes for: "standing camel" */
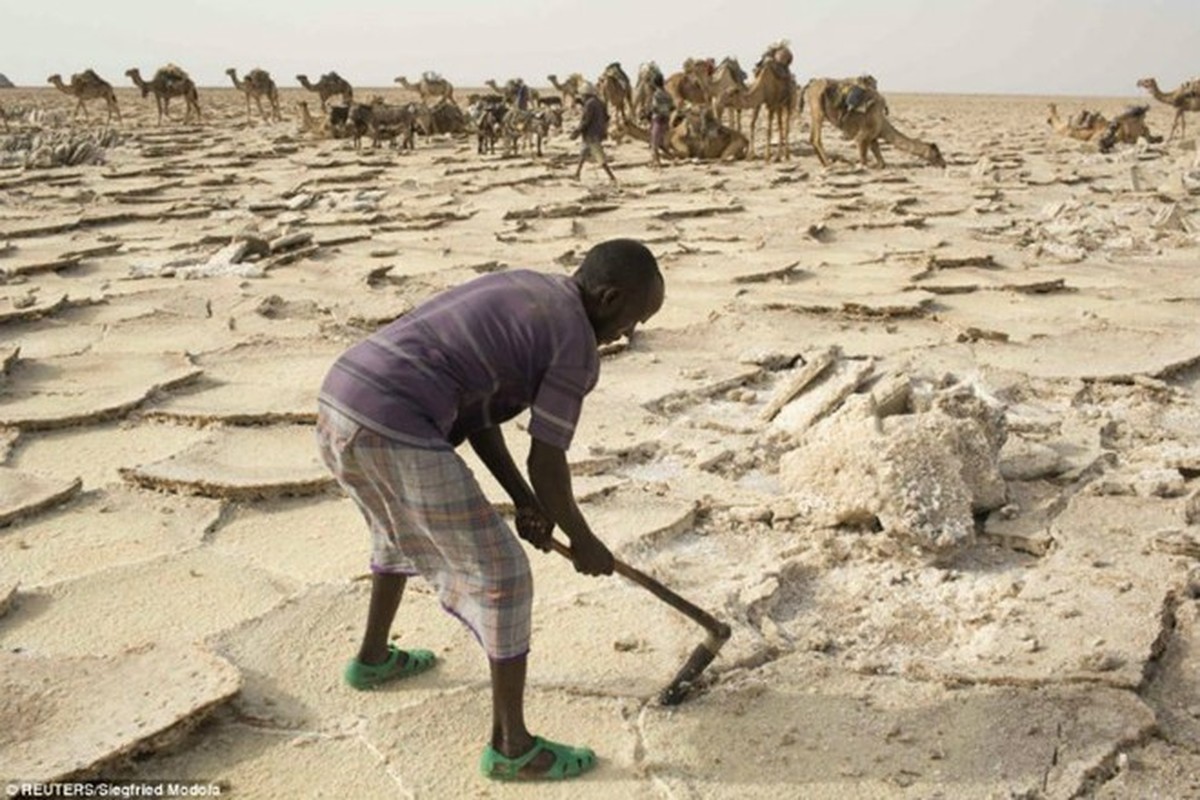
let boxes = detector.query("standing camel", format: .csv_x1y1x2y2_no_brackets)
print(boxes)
632,63,664,121
740,44,795,160
125,65,201,125
596,63,634,126
227,68,281,122
394,73,453,104
296,72,353,111
664,59,713,111
800,77,944,168
47,70,121,122
1137,77,1200,141
547,73,584,106
709,57,748,129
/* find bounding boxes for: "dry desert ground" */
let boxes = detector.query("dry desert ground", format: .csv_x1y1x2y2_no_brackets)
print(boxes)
2,83,1200,798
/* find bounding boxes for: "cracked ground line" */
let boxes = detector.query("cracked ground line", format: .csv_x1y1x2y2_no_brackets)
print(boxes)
356,732,414,800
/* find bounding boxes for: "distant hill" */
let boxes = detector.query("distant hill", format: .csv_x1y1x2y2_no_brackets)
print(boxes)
0,74,14,88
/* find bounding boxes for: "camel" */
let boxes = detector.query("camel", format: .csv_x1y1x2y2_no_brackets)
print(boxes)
632,62,664,121
547,73,585,106
227,68,281,123
709,57,748,128
297,72,353,111
1097,106,1162,153
484,78,535,108
297,101,326,137
669,105,748,161
125,65,201,125
1046,103,1108,142
736,44,796,160
762,40,794,68
394,72,453,104
297,101,348,138
596,63,634,126
47,70,120,122
1137,77,1200,141
664,58,714,111
800,77,944,168
623,105,748,161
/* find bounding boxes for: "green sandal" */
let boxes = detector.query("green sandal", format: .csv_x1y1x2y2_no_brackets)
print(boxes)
480,736,597,781
343,645,436,690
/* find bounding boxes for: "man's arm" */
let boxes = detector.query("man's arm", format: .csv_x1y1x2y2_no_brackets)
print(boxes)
527,437,613,576
572,101,594,139
468,425,537,509
470,425,561,551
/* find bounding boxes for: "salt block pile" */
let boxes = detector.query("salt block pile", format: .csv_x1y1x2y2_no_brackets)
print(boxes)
779,376,1008,550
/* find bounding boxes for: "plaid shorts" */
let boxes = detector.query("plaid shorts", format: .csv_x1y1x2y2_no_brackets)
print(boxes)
579,140,608,164
316,403,532,661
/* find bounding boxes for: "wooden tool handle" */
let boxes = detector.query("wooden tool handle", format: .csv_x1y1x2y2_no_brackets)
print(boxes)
549,537,731,642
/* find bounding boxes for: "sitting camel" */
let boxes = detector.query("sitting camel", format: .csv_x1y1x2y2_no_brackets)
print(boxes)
297,101,353,139
227,68,281,123
126,65,201,125
669,105,748,160
1046,103,1108,142
48,69,121,122
624,105,748,161
801,77,944,168
297,72,353,111
1097,106,1162,153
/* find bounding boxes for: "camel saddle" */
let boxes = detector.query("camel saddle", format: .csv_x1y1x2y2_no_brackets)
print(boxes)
759,43,793,69
828,82,876,122
603,63,631,89
757,60,790,83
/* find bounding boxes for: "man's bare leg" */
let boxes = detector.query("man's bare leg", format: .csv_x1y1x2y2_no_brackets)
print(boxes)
491,655,556,774
357,572,406,665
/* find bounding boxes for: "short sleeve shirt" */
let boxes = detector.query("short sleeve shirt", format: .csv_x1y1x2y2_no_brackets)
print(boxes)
320,270,599,451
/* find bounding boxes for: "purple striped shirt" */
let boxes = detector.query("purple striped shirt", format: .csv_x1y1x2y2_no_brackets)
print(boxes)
319,270,599,451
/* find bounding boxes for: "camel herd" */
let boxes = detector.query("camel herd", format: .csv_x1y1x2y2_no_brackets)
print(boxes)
18,47,1200,169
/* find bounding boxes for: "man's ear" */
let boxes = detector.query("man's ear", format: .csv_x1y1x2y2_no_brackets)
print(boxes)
597,285,623,313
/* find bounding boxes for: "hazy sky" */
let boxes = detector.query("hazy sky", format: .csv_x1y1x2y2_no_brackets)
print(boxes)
5,0,1197,96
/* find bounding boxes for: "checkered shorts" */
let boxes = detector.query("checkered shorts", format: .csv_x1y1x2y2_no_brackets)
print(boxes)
316,403,532,661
